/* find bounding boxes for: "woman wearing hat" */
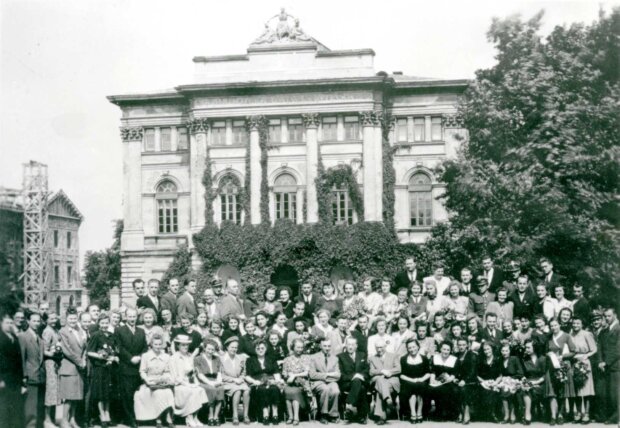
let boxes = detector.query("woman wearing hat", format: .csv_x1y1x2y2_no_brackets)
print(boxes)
220,336,251,425
170,334,208,427
195,339,225,426
245,340,283,424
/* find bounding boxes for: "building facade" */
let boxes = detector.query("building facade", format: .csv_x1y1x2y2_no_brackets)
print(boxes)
108,11,467,303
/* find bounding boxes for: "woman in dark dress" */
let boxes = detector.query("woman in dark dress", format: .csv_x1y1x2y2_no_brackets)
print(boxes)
544,318,576,425
521,339,547,425
455,338,477,424
316,283,343,323
222,316,243,344
399,339,430,423
86,314,119,428
278,287,295,319
195,339,225,426
266,331,287,367
245,340,283,424
477,341,502,422
428,342,458,421
499,343,524,423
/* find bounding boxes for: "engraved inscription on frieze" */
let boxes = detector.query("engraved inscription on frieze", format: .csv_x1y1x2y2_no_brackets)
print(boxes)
192,91,371,108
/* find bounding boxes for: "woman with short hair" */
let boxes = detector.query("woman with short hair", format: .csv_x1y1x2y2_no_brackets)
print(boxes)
399,338,430,423
316,283,343,321
220,336,251,425
498,343,524,423
521,339,546,425
195,339,225,426
544,317,576,425
246,340,283,424
282,338,315,425
262,286,283,317
58,306,87,428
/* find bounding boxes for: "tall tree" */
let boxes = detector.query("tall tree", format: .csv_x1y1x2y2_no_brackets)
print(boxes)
83,220,123,308
433,9,620,290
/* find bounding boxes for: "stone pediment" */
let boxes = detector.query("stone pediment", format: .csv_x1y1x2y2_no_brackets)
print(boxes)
249,8,329,52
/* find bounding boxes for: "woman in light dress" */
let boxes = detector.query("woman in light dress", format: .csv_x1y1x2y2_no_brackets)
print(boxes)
195,339,225,426
367,317,392,357
570,317,597,423
139,308,164,346
544,318,576,425
390,316,416,357
169,334,208,427
220,336,251,425
134,333,175,427
282,338,315,425
376,279,399,325
310,309,335,342
442,282,469,322
42,312,63,427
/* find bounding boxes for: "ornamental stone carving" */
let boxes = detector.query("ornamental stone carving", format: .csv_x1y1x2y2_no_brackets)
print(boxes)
252,8,313,45
120,127,144,142
187,118,210,134
245,115,269,132
443,113,464,128
359,110,382,127
381,113,397,139
301,113,320,129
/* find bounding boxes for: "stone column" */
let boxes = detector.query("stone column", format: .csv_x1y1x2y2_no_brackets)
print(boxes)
302,113,320,223
246,116,268,225
188,118,209,234
360,111,381,221
120,127,145,250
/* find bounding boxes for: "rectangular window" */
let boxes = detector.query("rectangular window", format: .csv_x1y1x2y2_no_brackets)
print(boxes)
54,265,60,286
431,116,442,141
232,120,248,145
177,127,188,150
275,192,297,221
322,117,337,141
157,199,178,233
211,122,226,146
413,117,425,142
220,194,241,224
410,191,433,227
397,118,408,142
344,116,360,140
332,190,353,225
160,127,172,151
66,231,72,249
144,128,155,151
288,118,303,143
268,119,281,143
53,230,59,248
67,265,73,286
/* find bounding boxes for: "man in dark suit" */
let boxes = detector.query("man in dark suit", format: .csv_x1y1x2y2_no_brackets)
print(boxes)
482,255,505,293
599,308,620,425
338,337,369,423
510,275,536,320
481,312,504,352
296,282,320,321
114,308,147,428
19,311,46,428
571,284,591,322
136,278,160,316
394,256,421,293
458,267,475,296
175,279,198,320
0,311,24,428
539,258,565,293
350,315,371,355
160,277,180,321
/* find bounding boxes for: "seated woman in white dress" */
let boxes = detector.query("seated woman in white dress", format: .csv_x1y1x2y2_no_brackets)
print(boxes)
134,333,175,427
220,336,251,425
169,334,208,427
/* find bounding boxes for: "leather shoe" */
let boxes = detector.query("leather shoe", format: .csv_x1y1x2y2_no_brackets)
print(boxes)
319,418,329,425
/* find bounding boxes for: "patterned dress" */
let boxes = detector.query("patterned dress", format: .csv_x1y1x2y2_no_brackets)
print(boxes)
570,330,596,397
42,326,62,406
281,354,313,408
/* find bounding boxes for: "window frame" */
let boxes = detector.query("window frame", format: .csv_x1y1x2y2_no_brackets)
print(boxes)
431,116,443,141
177,126,189,151
211,122,227,146
397,118,408,142
268,119,282,143
331,186,354,225
408,173,433,228
321,117,338,141
219,176,242,225
273,173,298,222
232,120,248,145
344,116,360,141
160,127,172,151
287,118,303,143
413,117,425,142
156,181,179,234
144,128,156,152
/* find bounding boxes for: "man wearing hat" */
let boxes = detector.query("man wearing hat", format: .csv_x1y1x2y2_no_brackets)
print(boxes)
468,276,496,320
502,260,522,295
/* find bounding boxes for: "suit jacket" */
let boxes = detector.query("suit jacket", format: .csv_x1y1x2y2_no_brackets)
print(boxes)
394,270,422,292
308,351,341,387
328,329,350,356
368,351,401,382
510,289,537,320
481,327,504,350
136,295,159,314
571,297,591,323
542,272,565,292
338,351,369,387
500,356,525,378
485,268,506,293
408,296,429,320
296,292,321,320
114,324,147,376
59,325,86,376
600,322,620,372
160,291,178,319
18,329,45,384
468,291,496,318
218,294,245,321
0,330,23,387
176,292,198,319
350,328,371,356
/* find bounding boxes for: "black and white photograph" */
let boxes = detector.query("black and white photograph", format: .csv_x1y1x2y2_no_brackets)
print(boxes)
1,1,619,427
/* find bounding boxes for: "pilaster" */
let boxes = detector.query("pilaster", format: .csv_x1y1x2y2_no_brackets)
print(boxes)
360,111,382,221
302,113,320,223
188,118,210,235
246,115,269,224
120,126,145,251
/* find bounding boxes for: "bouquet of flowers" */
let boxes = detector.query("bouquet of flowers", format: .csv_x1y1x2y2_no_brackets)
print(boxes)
52,342,64,361
481,377,523,397
520,378,534,392
344,297,368,320
501,337,525,359
573,360,590,390
554,362,569,384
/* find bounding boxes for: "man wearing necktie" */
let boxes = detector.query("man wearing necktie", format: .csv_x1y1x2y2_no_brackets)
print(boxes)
394,257,420,292
309,339,340,424
338,337,370,423
539,258,565,294
368,339,401,424
19,311,46,428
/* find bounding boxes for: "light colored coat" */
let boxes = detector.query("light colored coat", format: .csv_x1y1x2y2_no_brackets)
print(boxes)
368,351,401,382
308,351,341,387
18,329,45,384
58,326,86,376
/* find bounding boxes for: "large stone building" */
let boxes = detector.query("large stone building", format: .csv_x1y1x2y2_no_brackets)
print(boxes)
108,10,467,303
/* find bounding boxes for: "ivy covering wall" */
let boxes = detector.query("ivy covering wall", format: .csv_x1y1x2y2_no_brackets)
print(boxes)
315,160,364,224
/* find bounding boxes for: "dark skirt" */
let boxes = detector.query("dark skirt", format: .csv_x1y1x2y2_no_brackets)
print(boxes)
544,364,575,398
251,385,281,409
90,365,112,402
401,379,427,397
283,385,307,408
200,383,225,402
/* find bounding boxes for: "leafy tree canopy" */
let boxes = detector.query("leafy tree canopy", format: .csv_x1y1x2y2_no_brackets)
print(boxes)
83,220,123,308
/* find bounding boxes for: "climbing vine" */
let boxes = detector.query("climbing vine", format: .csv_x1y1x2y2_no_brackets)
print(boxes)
202,153,215,225
258,120,270,226
315,159,364,224
243,127,252,225
382,113,397,235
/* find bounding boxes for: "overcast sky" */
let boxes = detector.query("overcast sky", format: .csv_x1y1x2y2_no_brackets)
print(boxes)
1,0,616,265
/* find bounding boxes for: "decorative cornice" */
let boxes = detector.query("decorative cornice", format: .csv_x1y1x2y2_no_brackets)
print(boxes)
359,110,382,127
120,127,144,142
442,113,464,128
245,115,269,132
187,118,210,134
301,113,320,129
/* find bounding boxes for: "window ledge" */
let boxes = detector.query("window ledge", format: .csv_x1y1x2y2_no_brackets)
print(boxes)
320,139,363,145
397,227,433,232
210,144,248,149
142,150,188,156
394,141,444,147
268,142,306,148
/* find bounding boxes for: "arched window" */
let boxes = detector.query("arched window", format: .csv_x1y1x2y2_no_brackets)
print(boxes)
220,175,242,224
156,180,178,233
409,172,433,227
332,184,353,225
274,173,297,221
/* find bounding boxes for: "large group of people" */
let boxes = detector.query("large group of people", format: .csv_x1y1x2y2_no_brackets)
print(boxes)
0,255,618,428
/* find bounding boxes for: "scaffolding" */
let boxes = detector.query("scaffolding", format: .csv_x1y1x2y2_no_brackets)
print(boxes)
22,160,49,307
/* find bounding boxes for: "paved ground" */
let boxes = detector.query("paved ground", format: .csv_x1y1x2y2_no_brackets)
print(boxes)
97,423,610,428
